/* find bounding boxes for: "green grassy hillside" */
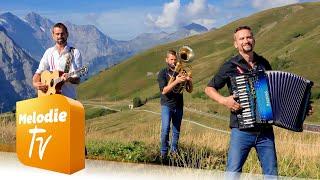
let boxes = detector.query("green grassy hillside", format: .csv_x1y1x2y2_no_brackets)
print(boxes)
2,4,320,176
78,2,320,101
83,100,320,178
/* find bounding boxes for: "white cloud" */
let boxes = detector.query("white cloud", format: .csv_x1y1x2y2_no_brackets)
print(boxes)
252,0,300,10
185,0,217,18
146,0,180,28
147,0,218,30
182,0,218,29
186,0,207,16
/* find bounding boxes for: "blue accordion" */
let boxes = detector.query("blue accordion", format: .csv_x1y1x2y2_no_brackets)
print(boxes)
231,71,313,132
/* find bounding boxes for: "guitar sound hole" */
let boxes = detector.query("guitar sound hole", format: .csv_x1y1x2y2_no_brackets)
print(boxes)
50,79,54,87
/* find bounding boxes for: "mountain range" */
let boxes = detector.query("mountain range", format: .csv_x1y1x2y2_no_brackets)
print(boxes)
0,26,37,112
0,12,209,112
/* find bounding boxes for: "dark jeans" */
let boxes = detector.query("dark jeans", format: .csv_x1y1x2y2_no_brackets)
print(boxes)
226,128,278,176
160,105,183,156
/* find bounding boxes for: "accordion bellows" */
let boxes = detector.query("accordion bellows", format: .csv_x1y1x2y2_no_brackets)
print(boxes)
231,71,313,132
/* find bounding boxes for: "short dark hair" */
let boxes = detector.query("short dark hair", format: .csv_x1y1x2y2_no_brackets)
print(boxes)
234,26,252,34
166,50,177,57
52,22,68,35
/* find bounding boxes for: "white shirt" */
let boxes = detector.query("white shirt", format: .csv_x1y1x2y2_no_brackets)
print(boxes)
36,44,82,99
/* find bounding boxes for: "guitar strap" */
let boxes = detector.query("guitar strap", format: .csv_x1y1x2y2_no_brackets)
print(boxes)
64,47,75,73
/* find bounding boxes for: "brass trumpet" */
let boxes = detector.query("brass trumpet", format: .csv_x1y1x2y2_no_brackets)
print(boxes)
168,45,194,93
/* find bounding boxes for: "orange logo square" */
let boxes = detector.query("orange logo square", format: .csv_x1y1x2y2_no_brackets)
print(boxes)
16,94,85,174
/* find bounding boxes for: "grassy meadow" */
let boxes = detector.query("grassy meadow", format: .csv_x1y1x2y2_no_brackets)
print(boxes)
1,1,320,179
0,113,15,152
84,98,320,178
1,97,319,178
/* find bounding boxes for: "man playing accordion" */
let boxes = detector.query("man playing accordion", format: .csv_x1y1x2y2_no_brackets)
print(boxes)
205,26,278,176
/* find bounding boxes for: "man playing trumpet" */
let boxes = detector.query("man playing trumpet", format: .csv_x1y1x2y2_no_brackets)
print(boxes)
157,49,193,162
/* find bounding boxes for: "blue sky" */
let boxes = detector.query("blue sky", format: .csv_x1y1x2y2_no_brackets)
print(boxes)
0,0,318,40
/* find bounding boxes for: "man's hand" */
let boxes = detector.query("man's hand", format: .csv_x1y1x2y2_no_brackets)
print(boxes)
205,87,240,112
33,73,48,92
175,74,187,84
61,73,80,84
307,103,314,116
185,76,193,93
61,73,68,82
222,95,241,112
186,76,192,82
33,82,48,93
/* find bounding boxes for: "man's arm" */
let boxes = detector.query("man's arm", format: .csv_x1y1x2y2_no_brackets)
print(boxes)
60,74,80,84
32,73,48,92
204,86,240,111
162,75,186,94
33,49,51,92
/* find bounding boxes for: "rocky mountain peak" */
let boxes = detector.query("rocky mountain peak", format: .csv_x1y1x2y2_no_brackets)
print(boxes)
25,12,54,30
182,23,208,32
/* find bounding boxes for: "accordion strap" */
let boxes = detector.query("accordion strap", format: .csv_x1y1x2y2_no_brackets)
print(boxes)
231,59,248,74
231,59,266,75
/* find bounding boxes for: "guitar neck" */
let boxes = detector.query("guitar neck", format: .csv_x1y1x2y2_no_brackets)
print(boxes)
65,71,77,79
54,70,79,84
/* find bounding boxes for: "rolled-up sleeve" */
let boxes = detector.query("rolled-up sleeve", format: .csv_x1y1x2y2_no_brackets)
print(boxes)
35,50,50,74
207,62,232,90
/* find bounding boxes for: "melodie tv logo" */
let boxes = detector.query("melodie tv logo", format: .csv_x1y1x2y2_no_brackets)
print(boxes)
19,108,66,160
16,94,85,174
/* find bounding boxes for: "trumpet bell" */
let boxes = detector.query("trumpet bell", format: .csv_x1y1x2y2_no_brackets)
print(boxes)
178,45,194,63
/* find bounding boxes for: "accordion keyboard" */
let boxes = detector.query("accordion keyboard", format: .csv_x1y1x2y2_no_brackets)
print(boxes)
232,75,256,129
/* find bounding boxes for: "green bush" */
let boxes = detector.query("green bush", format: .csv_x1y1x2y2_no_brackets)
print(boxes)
292,32,304,39
133,97,144,108
85,108,117,120
86,140,226,169
87,141,150,162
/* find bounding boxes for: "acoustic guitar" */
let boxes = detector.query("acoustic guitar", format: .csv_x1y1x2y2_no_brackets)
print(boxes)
38,65,88,97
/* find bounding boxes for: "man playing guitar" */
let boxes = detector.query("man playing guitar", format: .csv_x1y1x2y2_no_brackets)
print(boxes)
32,23,82,99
